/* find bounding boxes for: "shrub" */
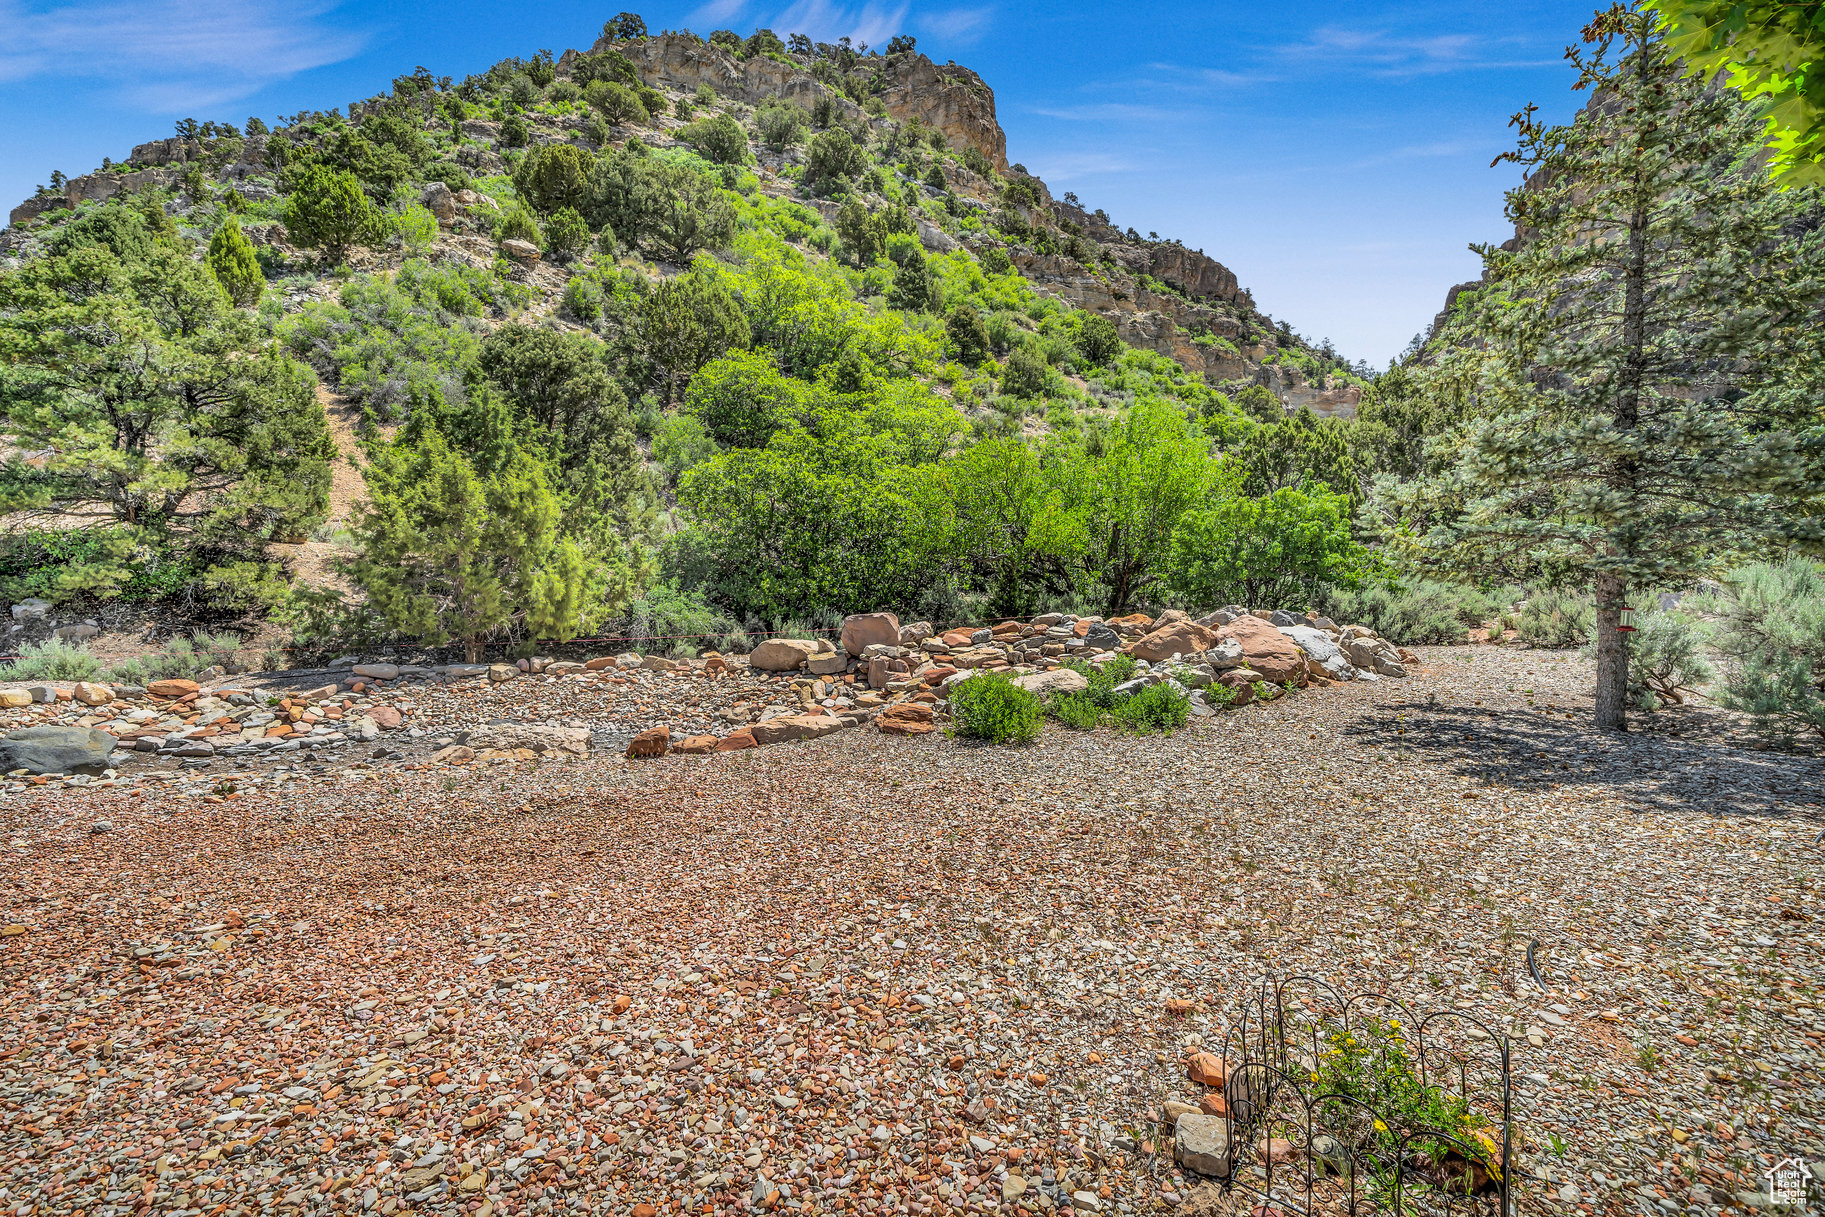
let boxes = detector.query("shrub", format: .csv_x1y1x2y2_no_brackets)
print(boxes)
102,632,244,685
652,414,720,484
512,143,593,214
680,112,749,164
0,638,104,682
207,217,264,305
494,202,541,248
1167,485,1367,610
1000,347,1051,399
586,81,648,125
1701,559,1825,745
562,275,604,321
1110,681,1191,734
946,304,990,365
948,672,1041,744
979,246,1013,276
391,203,438,255
1315,580,1504,645
805,128,866,195
424,161,472,192
543,206,590,261
500,114,529,148
1613,607,1713,710
606,583,747,655
754,100,810,151
1077,312,1120,365
1515,589,1593,648
282,164,383,261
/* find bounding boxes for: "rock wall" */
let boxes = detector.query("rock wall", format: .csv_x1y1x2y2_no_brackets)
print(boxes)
603,35,1008,176
1253,364,1361,419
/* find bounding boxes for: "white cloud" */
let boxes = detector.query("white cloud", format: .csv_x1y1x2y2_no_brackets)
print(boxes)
1028,102,1187,123
0,0,367,111
1276,26,1559,76
1024,150,1139,182
767,0,910,49
916,6,993,43
691,0,749,28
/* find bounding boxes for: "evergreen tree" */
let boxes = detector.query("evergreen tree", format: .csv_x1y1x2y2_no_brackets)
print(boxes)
282,165,383,262
946,303,990,366
343,414,615,661
0,203,333,591
1392,6,1825,730
641,267,752,400
206,217,264,306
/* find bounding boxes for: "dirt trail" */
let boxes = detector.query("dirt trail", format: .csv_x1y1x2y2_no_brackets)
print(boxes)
270,386,370,593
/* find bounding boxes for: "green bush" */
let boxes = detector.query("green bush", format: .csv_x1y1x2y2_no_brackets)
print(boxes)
754,101,810,151
1700,560,1825,745
1315,580,1504,645
102,632,244,684
946,304,990,365
1110,681,1190,734
391,204,438,255
679,113,749,164
805,128,867,195
1515,589,1593,648
948,672,1041,744
207,217,264,305
543,207,590,261
512,143,593,214
282,164,383,261
1000,347,1051,399
500,114,529,148
585,80,648,126
494,202,541,247
0,638,104,682
1167,485,1366,610
605,584,748,656
1618,607,1713,710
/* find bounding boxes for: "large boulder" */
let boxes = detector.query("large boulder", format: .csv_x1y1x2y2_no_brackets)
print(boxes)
1204,636,1246,669
750,715,846,745
421,181,457,224
1280,625,1354,680
1011,669,1090,697
1213,615,1305,684
1341,634,1408,677
749,639,820,672
1126,620,1219,664
841,612,902,656
1173,1114,1232,1177
0,727,117,775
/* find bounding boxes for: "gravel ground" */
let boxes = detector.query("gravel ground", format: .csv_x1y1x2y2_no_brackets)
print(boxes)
2,646,1820,1217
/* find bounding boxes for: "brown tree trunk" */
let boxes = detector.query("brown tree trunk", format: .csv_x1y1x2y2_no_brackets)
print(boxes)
1593,572,1630,732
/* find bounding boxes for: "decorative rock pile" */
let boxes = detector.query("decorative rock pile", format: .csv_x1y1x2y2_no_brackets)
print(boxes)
0,608,1414,783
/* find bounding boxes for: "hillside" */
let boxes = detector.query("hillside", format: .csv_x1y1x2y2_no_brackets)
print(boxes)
3,31,1361,416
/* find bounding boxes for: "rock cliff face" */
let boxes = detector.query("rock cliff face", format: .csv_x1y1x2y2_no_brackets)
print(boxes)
605,35,1008,174
879,56,1006,172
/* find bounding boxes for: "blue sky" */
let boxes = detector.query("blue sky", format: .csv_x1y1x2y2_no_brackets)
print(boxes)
0,0,1601,364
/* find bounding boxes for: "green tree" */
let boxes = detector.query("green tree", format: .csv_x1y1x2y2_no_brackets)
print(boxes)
343,417,602,661
1167,485,1366,609
638,164,737,261
282,165,383,262
476,324,635,475
501,114,529,148
512,143,594,215
835,196,883,264
0,205,334,591
887,250,934,311
754,100,810,150
206,217,264,306
680,112,750,164
685,350,803,448
585,80,648,126
543,207,590,262
1239,405,1358,501
1000,347,1051,399
1390,8,1825,730
946,303,990,365
805,127,866,195
641,268,753,401
1647,0,1825,185
1076,312,1121,366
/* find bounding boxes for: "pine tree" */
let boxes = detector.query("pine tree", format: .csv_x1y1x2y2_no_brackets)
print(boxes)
206,217,264,306
282,165,383,263
342,415,606,661
1393,5,1825,730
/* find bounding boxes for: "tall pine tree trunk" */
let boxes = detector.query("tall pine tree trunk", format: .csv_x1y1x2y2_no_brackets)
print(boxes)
1593,572,1630,730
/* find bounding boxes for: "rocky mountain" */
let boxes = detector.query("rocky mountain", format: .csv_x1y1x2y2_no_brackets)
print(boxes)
4,29,1360,417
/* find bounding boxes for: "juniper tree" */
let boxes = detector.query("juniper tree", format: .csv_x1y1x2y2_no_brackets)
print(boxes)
1393,6,1825,730
206,217,264,306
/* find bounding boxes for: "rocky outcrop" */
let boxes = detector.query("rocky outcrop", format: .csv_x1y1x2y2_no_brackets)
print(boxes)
603,36,1007,176
607,34,856,123
880,55,1006,172
8,167,174,228
1252,364,1362,419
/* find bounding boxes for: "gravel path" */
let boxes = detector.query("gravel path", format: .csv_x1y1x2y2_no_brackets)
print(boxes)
2,646,1820,1217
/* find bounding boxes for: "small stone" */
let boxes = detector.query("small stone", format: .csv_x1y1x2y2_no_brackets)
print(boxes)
501,238,540,262
90,820,112,835
370,706,403,730
716,728,757,751
672,734,718,755
71,681,113,706
487,663,518,683
1003,1174,1027,1201
1185,1051,1226,1087
352,663,399,680
147,678,201,698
